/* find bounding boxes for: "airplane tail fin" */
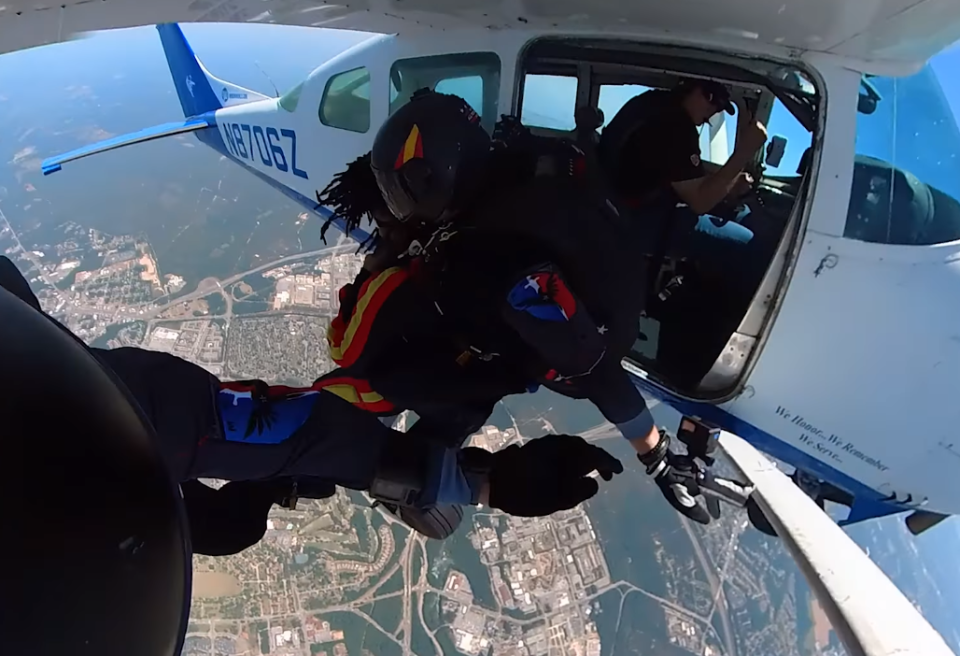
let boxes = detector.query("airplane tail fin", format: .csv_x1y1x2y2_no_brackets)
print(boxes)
156,23,268,118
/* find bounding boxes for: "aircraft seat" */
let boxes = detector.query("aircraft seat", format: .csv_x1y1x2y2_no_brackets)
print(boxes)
574,105,604,146
846,155,935,245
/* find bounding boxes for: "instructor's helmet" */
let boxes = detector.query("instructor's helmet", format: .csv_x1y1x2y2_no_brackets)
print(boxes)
1,264,191,656
370,89,491,223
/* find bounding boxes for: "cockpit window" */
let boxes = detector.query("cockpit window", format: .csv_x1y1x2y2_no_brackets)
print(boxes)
522,74,579,131
389,52,501,132
598,84,651,129
318,67,371,134
845,46,960,245
597,83,810,174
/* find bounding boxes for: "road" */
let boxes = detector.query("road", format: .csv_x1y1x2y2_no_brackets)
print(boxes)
680,516,738,656
60,243,359,323
579,399,663,444
400,535,414,655
578,414,738,656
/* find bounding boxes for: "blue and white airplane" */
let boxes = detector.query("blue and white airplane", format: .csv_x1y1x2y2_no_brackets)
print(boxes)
18,0,960,535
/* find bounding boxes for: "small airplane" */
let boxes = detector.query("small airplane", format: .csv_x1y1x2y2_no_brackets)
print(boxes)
11,0,960,535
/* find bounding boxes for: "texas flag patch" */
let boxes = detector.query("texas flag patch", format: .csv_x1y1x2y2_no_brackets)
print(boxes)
507,269,578,322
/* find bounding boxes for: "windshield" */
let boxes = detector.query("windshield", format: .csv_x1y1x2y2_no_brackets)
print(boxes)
845,44,960,245
2,24,960,656
854,64,960,197
278,81,303,112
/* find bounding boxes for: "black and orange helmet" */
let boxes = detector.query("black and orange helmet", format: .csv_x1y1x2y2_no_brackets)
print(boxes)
370,89,491,223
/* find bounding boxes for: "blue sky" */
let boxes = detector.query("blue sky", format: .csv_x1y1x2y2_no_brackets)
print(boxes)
0,23,369,100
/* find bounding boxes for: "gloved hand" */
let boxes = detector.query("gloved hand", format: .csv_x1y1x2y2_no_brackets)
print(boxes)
485,434,624,517
640,431,712,525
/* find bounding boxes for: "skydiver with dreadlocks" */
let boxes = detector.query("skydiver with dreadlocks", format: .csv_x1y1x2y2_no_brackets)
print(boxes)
313,90,716,538
0,254,624,555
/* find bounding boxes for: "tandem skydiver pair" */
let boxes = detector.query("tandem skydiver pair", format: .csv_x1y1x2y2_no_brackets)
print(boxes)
0,254,624,556
1,89,720,557
312,89,716,535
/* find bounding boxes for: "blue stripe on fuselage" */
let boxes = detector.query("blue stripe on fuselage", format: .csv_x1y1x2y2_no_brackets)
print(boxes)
194,112,371,242
629,375,909,524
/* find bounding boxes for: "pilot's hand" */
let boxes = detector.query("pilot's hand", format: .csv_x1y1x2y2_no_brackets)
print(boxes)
646,450,712,524
485,434,624,517
735,120,768,157
729,171,755,198
734,96,751,126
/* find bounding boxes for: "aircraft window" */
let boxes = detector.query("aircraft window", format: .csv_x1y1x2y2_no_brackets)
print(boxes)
598,83,743,167
521,74,578,131
846,51,960,245
318,66,371,134
761,99,812,175
278,81,303,113
435,76,484,115
692,102,741,168
389,52,501,131
598,84,652,129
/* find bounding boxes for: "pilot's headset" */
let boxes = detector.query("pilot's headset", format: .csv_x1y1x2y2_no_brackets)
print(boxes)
1,271,192,656
370,88,491,225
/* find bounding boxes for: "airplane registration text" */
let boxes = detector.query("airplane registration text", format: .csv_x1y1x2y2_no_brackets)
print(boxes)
219,122,308,180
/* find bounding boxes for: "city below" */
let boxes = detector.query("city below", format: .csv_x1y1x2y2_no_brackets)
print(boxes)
0,217,840,656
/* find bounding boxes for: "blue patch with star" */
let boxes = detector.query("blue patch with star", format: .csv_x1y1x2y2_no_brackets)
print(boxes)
217,388,319,444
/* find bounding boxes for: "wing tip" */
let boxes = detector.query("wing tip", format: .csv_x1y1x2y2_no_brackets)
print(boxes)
42,162,62,176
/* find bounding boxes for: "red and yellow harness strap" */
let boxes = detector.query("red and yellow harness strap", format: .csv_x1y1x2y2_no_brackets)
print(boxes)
313,375,395,414
327,266,409,368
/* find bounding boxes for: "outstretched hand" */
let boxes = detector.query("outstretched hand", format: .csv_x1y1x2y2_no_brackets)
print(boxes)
487,434,624,517
650,451,712,525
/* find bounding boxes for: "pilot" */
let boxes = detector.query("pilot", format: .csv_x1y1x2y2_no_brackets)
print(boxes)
315,90,715,531
599,78,768,248
0,255,623,555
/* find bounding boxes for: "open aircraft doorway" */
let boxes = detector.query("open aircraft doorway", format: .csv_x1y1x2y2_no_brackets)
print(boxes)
514,39,819,398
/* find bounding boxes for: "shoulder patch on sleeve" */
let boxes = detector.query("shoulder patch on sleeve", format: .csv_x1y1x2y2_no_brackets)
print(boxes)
507,267,577,322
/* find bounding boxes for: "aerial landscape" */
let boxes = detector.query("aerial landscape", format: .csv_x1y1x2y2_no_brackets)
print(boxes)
0,178,876,656
2,20,959,656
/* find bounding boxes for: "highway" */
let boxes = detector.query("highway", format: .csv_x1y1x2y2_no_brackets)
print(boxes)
580,410,737,656
3,201,360,326
579,398,662,443
60,242,360,323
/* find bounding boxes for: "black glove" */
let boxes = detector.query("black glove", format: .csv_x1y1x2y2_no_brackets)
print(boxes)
640,431,712,525
484,434,624,517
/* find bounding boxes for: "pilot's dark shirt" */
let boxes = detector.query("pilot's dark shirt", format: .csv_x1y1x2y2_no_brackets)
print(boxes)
609,91,706,205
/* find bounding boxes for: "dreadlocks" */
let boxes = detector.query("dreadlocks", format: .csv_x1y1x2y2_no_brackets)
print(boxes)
315,152,386,250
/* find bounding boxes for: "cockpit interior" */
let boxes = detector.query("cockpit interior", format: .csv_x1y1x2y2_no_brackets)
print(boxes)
513,38,820,397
